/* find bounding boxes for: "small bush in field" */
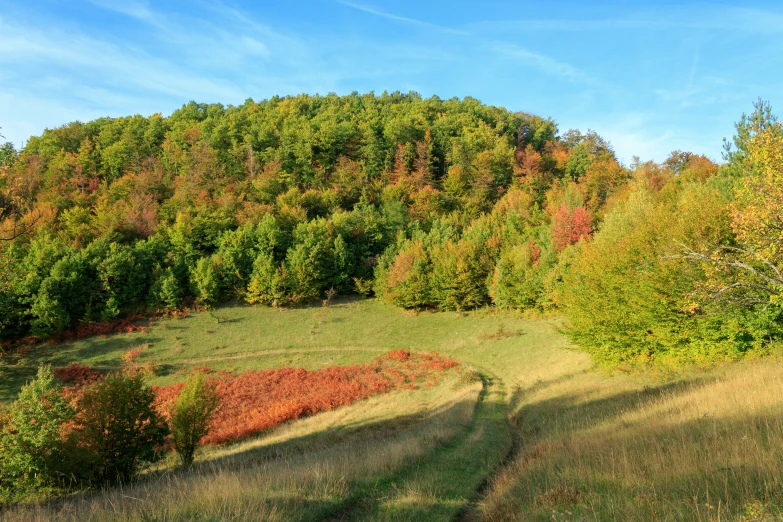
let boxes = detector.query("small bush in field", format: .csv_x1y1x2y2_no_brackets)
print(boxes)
0,366,76,501
121,344,147,365
169,372,219,468
53,363,101,385
353,277,374,296
74,371,169,486
137,361,161,376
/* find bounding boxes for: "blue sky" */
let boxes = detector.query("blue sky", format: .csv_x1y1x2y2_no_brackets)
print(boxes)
1,1,781,163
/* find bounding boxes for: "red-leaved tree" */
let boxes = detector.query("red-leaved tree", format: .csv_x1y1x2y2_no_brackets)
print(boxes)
552,203,593,251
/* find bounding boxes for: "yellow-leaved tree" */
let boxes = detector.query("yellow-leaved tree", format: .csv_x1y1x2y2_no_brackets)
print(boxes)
681,126,783,308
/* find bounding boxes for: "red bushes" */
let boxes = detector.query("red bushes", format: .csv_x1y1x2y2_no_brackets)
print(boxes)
154,350,460,446
383,349,412,362
53,363,102,385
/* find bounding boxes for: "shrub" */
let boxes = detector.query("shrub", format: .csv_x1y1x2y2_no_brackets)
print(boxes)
138,361,161,376
0,366,76,501
353,277,375,296
121,344,146,365
154,351,460,446
74,370,169,485
52,363,102,385
169,372,219,468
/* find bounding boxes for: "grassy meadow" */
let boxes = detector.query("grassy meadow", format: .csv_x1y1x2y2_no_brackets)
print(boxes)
1,298,782,521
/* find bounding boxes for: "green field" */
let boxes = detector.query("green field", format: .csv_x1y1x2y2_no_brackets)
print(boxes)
2,298,782,521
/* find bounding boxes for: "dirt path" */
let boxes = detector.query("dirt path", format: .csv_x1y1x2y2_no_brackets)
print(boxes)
321,372,513,521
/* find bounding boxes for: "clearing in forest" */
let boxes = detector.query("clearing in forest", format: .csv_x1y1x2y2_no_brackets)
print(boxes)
1,298,782,521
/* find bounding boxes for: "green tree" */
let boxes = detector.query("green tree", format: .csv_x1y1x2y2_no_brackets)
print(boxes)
374,238,432,309
0,366,76,500
557,178,776,367
30,248,103,336
246,252,289,306
682,126,783,310
0,142,16,168
191,256,221,306
75,371,169,485
169,372,219,468
490,239,548,310
215,224,259,297
430,237,492,311
722,98,782,174
149,266,185,310
284,220,333,303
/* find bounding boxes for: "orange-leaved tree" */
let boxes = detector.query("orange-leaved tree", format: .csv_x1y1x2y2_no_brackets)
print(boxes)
552,203,593,252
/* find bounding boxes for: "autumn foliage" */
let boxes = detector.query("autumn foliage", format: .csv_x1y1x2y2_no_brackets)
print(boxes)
154,350,459,445
552,204,593,251
52,363,102,386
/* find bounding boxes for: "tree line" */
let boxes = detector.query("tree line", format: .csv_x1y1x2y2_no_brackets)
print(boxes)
1,92,782,367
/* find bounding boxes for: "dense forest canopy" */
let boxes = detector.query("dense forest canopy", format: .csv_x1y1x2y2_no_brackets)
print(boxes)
1,92,781,367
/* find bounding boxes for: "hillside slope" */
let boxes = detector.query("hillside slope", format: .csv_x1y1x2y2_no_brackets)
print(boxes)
2,299,782,521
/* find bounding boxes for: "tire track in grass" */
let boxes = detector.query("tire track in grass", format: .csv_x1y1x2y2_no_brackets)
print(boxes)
15,348,390,374
454,387,524,522
169,347,389,365
321,371,512,521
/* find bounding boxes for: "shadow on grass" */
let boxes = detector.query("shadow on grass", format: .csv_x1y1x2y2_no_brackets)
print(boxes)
9,395,479,521
325,376,510,522
0,363,38,403
509,375,708,438
197,392,479,471
497,410,783,522
492,374,783,522
48,336,166,365
0,335,169,402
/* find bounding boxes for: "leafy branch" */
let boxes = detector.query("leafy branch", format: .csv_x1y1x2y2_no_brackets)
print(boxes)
667,240,783,306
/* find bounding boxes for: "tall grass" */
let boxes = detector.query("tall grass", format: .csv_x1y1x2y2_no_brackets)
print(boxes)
3,299,783,521
2,378,482,521
479,359,783,521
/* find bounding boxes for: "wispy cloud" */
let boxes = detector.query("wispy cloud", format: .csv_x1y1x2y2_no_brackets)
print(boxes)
87,0,164,28
0,0,776,163
469,5,783,34
493,43,603,87
0,3,341,147
198,0,309,54
563,112,678,163
336,0,468,35
0,18,247,100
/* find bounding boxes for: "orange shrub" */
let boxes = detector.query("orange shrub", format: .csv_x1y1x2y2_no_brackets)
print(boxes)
121,345,146,365
53,363,102,385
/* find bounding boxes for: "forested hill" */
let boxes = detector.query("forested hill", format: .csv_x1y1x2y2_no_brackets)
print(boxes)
1,93,782,368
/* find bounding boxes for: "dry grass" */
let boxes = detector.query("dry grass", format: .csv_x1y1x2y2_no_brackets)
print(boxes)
479,359,783,521
4,299,783,521
2,378,481,521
